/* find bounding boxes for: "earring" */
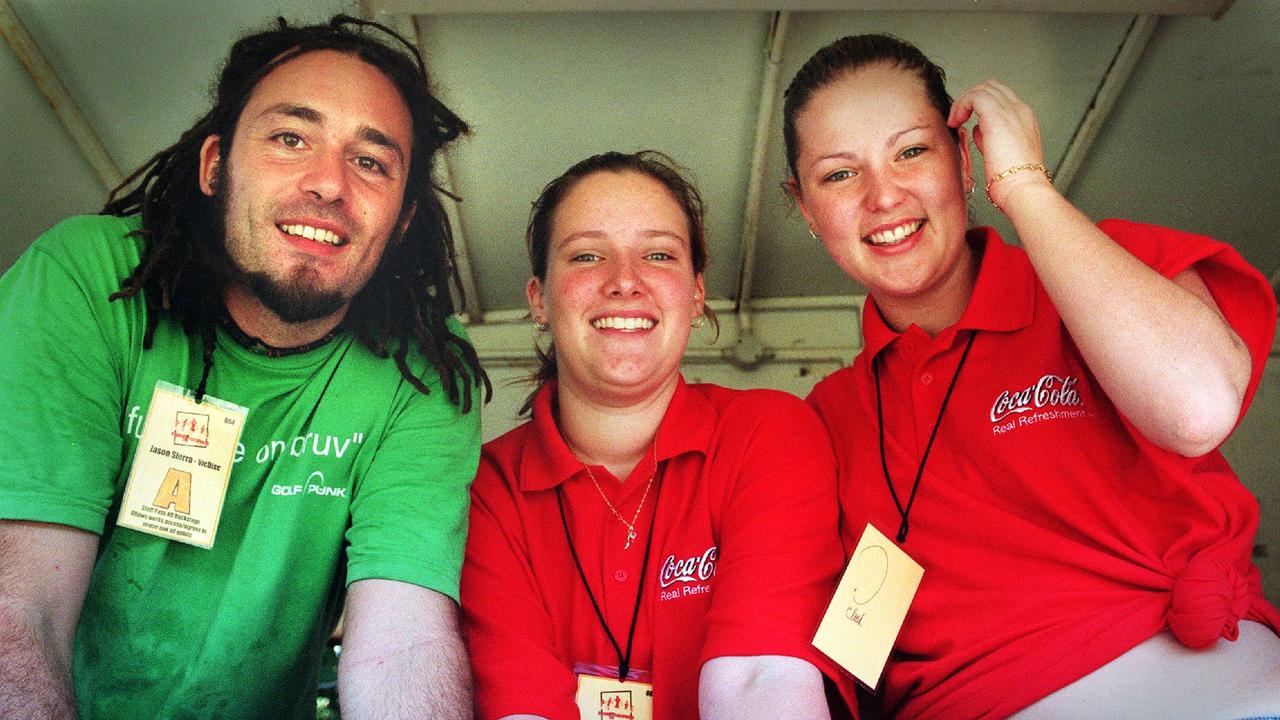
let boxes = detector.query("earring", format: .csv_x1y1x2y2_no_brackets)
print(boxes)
807,226,820,242
691,315,706,329
533,319,550,332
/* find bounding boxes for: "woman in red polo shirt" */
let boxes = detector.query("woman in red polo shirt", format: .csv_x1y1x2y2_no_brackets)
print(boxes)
785,34,1280,719
460,151,847,720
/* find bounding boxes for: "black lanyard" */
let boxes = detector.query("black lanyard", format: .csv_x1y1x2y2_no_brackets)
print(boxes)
873,330,976,543
556,469,663,681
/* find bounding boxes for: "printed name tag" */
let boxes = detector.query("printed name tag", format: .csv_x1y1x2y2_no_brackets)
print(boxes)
575,664,653,720
813,522,924,689
117,381,247,549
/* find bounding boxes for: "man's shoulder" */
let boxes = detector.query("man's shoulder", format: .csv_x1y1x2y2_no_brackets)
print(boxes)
28,214,144,276
36,214,141,249
3,215,145,313
380,314,476,390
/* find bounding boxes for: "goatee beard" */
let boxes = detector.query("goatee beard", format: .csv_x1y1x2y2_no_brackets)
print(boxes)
236,267,347,324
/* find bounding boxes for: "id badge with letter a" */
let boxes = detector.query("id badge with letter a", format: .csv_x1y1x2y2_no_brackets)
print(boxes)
117,381,247,549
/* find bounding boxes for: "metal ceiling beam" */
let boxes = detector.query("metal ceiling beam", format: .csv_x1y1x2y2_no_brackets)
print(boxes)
364,3,486,325
1,0,122,193
1054,14,1158,194
369,0,1234,16
734,11,788,330
725,11,789,368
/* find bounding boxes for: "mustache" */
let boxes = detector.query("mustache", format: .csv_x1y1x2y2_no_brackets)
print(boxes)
272,201,358,236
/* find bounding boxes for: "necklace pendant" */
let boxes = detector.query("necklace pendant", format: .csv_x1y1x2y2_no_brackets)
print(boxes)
625,527,637,549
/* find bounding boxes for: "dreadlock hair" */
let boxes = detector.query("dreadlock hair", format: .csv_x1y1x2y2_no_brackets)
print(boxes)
102,14,490,412
782,33,958,185
518,150,717,416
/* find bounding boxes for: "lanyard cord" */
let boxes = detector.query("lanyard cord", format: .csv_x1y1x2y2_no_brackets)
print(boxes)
874,330,977,543
192,308,344,404
194,323,216,403
557,467,664,681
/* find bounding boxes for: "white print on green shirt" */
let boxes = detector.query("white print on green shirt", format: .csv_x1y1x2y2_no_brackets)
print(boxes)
125,404,366,466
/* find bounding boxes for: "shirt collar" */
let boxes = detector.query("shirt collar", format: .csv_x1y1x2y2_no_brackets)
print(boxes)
861,226,1036,362
517,375,715,492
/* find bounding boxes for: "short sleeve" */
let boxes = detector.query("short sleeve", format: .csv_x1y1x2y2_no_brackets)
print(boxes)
344,319,483,602
461,449,580,720
1099,218,1278,416
0,217,134,533
700,391,843,664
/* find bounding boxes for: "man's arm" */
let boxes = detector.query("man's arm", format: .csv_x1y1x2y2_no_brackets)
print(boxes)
699,655,831,720
0,520,98,719
337,578,471,720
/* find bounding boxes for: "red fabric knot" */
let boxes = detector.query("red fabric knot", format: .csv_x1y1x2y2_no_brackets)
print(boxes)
1166,553,1251,649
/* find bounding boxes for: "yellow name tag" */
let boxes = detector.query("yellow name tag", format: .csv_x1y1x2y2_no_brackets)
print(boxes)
575,671,653,720
117,382,247,549
813,522,924,689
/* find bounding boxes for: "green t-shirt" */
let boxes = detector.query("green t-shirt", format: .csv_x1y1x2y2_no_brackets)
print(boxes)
0,215,481,719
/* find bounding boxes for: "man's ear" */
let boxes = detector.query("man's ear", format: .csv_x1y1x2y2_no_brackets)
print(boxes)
395,200,417,243
198,135,222,196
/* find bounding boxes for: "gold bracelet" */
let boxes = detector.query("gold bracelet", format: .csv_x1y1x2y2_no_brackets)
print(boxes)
985,163,1051,212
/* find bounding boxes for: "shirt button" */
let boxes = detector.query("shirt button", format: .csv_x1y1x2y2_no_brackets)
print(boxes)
921,372,934,385
614,570,628,582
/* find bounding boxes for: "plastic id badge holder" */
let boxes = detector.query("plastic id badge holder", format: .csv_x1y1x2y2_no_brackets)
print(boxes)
117,381,247,549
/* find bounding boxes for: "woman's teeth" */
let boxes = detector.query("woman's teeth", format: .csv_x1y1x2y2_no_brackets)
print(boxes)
592,317,655,330
865,220,922,246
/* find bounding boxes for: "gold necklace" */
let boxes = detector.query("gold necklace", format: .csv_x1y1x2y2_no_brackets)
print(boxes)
581,443,658,550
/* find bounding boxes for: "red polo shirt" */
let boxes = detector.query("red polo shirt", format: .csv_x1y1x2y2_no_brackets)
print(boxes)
462,378,845,720
808,220,1279,719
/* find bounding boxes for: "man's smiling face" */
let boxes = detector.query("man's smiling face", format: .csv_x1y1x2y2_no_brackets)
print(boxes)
199,49,414,324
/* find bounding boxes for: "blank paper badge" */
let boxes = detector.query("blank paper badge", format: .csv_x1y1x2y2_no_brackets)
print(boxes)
117,381,247,549
813,523,924,689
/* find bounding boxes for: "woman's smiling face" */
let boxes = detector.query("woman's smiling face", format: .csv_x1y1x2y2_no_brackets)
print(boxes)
792,63,975,327
527,169,704,405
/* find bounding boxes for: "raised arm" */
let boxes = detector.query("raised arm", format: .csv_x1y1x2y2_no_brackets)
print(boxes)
337,579,471,720
950,80,1252,456
0,520,98,719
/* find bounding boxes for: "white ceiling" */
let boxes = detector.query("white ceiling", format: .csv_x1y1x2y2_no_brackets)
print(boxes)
4,0,1278,317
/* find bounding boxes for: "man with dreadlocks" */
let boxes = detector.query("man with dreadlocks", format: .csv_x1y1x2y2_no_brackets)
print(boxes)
0,15,489,720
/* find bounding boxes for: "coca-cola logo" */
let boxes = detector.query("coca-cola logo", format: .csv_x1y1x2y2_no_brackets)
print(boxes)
990,374,1082,422
658,547,718,588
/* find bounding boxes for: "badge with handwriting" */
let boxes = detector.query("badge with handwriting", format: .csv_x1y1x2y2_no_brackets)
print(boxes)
574,664,653,720
117,381,246,549
813,523,924,689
